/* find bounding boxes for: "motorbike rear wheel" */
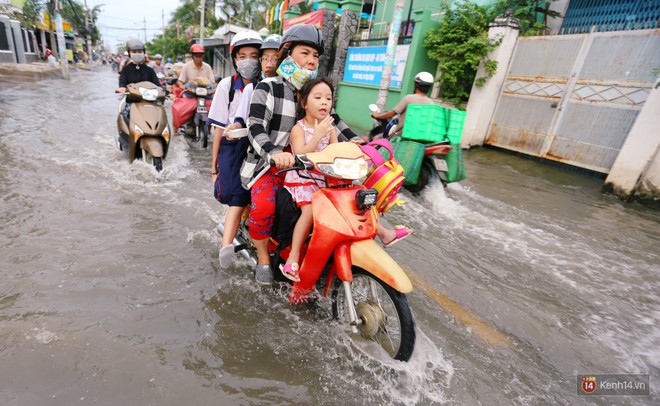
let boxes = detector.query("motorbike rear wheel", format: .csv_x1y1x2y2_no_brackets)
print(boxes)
331,267,416,361
405,157,442,195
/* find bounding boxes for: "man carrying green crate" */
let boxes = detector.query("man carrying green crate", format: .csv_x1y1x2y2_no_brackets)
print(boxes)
370,72,435,139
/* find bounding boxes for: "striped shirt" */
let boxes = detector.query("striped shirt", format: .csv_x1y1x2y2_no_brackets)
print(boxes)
240,76,358,189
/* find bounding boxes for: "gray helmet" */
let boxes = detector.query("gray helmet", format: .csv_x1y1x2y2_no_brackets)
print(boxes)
260,34,282,54
281,24,324,55
126,38,145,52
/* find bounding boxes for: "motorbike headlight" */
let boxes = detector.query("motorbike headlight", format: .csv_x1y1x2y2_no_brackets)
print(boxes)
195,87,208,97
139,87,159,101
317,157,370,180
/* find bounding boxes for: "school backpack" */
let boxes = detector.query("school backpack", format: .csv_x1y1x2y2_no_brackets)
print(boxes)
360,139,405,214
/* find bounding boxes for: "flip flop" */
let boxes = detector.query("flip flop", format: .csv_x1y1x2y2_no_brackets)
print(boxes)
383,225,414,248
279,262,301,283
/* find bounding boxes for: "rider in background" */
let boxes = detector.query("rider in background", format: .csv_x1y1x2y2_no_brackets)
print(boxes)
176,44,215,92
208,31,263,269
369,72,435,138
117,39,160,93
149,54,165,76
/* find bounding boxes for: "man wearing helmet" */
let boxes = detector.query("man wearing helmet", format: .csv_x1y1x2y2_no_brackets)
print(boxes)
149,54,165,77
238,24,359,284
369,71,436,137
208,31,263,269
117,38,160,93
177,44,215,91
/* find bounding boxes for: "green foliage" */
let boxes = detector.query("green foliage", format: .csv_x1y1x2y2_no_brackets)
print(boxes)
13,0,43,28
506,0,562,36
424,0,563,106
424,0,501,106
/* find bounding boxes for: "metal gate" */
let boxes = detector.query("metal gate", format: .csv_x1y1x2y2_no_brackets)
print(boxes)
486,29,660,173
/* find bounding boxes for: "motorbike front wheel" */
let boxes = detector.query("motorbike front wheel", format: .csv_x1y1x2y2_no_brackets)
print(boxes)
331,267,416,361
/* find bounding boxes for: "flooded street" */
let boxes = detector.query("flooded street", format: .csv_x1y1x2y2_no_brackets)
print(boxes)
1,68,658,405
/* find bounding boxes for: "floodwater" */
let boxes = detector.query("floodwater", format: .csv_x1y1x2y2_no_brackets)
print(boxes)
1,68,658,405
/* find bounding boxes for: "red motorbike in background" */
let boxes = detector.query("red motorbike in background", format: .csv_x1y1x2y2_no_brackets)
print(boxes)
218,142,416,361
171,78,214,148
368,103,453,192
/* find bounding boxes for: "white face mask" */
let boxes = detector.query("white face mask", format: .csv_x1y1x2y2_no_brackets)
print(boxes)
130,52,145,64
236,59,260,80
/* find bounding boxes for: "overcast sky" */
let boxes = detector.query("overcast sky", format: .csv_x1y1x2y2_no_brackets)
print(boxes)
88,0,184,52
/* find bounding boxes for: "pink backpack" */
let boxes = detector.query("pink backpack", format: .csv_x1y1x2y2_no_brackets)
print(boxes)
360,139,405,214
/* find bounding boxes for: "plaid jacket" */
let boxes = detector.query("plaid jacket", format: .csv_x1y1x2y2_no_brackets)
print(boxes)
240,76,357,189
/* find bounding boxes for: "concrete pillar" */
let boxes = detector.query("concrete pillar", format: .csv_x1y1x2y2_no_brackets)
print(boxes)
604,78,660,204
317,0,339,77
547,0,570,35
462,13,519,148
0,15,17,63
10,20,26,64
330,0,362,90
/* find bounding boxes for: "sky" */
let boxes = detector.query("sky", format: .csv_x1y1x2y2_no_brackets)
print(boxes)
88,0,184,52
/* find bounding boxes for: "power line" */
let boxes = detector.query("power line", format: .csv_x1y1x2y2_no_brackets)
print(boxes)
99,24,165,31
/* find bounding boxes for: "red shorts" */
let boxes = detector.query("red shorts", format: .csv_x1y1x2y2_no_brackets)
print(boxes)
248,167,284,240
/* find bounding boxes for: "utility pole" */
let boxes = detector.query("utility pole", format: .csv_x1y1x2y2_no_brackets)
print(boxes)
84,0,92,60
376,0,405,112
143,17,147,42
162,9,166,56
199,0,205,47
54,0,70,79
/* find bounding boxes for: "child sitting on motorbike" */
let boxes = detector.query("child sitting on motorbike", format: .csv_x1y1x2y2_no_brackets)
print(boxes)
280,78,338,282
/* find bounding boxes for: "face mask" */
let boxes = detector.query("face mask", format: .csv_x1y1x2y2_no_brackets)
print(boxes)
277,55,318,90
130,53,145,64
236,59,260,80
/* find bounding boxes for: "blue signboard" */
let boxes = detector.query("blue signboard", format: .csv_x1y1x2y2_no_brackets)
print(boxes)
343,45,410,88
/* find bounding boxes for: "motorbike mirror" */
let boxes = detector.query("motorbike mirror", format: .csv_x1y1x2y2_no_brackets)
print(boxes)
368,104,380,113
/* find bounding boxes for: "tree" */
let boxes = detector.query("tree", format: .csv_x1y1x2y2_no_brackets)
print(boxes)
424,0,563,106
13,0,44,28
424,0,501,107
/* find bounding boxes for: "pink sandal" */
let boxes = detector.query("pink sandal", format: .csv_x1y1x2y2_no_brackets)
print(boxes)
280,262,301,282
383,225,414,248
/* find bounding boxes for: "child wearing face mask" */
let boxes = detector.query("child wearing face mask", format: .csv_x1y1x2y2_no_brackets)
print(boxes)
208,32,263,269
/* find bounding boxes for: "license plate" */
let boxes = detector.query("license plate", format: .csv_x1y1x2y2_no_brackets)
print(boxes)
433,158,448,172
196,106,207,113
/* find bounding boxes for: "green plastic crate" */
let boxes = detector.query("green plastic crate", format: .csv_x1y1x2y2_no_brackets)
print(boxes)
391,139,425,185
446,109,467,144
401,104,448,143
445,143,467,183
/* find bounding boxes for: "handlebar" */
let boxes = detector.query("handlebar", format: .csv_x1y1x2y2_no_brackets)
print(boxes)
273,155,313,175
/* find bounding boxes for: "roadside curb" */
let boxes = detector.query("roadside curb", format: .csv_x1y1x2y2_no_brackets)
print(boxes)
0,63,62,80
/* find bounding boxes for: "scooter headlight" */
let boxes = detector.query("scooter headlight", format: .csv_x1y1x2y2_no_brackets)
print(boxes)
317,157,370,180
138,87,159,101
195,87,208,97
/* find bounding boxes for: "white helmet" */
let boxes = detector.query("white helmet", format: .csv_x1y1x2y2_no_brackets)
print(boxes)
414,71,434,86
230,31,263,58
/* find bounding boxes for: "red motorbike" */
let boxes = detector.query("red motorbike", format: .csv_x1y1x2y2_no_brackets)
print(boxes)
219,142,416,361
